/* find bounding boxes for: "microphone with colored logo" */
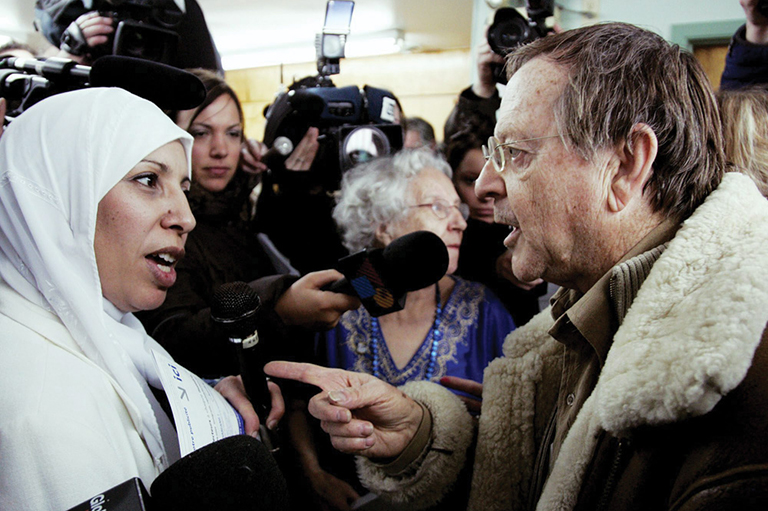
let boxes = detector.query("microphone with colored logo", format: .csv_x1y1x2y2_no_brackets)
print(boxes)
323,230,449,317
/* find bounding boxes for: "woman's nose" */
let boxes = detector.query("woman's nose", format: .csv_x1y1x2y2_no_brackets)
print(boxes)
162,191,196,234
210,132,228,157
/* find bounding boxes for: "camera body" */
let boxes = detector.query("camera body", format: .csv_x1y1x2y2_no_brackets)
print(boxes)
263,81,403,190
95,0,183,64
487,0,555,84
47,0,182,64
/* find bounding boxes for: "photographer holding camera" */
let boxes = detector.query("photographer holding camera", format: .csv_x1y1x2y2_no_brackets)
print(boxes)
254,72,405,274
35,0,222,72
443,2,560,141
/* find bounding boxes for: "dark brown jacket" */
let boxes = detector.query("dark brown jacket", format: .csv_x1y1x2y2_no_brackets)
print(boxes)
357,167,768,511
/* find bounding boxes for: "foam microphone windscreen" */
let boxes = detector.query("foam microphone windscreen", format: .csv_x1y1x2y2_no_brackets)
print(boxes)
378,230,449,292
89,55,206,110
327,230,449,317
149,435,290,511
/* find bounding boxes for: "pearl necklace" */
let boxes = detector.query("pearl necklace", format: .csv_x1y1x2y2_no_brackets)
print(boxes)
370,283,443,381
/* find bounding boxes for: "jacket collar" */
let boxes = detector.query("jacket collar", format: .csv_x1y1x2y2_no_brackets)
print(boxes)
595,173,768,433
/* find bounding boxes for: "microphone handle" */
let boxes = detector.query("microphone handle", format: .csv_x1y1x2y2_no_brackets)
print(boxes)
321,277,355,295
236,342,281,453
235,342,271,423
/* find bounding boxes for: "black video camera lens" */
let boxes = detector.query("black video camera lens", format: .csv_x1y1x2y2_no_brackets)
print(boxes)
487,8,539,57
486,5,553,85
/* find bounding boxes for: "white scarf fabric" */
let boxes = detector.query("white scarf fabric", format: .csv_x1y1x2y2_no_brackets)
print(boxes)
0,87,193,470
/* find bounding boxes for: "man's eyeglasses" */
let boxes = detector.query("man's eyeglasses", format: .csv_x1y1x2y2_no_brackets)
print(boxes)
410,199,469,220
482,135,560,173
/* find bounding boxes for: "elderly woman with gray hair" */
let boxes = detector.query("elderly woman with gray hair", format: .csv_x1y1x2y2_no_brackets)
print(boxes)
287,150,515,511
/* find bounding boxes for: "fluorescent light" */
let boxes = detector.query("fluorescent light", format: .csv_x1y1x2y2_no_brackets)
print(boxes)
221,29,404,71
345,30,403,58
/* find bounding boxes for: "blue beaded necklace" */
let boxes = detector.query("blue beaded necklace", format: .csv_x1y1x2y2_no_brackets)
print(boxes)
370,283,443,381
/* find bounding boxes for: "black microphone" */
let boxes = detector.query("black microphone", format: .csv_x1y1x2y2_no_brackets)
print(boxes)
89,55,206,110
210,282,278,452
150,435,290,511
261,136,294,171
0,55,206,112
65,436,290,511
324,230,449,317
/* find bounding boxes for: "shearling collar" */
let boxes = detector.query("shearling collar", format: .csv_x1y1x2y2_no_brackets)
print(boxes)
595,172,768,433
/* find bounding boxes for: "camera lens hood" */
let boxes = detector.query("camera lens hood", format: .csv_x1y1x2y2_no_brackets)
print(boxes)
487,7,537,57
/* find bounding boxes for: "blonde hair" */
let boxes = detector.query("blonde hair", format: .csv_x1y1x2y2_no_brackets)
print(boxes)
718,87,768,197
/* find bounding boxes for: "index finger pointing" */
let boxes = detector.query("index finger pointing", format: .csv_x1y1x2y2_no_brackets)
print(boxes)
265,361,338,391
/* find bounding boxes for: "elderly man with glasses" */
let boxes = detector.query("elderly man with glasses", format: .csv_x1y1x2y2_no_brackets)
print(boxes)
267,22,768,511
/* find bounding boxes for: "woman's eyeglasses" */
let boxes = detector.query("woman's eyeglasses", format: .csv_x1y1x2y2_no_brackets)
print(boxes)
410,199,469,220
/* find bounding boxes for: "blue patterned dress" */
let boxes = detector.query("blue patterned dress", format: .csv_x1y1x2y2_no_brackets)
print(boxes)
321,277,516,389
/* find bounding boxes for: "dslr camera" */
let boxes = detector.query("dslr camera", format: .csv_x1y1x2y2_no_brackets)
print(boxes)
487,0,555,84
262,0,403,190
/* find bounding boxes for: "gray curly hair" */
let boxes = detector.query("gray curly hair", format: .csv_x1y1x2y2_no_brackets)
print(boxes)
333,149,452,253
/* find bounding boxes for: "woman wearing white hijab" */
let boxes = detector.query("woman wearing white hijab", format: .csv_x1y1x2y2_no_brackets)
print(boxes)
0,87,275,510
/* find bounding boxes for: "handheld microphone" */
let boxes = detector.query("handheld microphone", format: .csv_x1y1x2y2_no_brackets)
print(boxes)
261,136,294,171
324,230,449,317
150,435,290,511
66,436,290,511
210,282,278,452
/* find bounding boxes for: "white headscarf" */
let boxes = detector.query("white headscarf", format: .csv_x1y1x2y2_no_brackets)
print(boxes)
0,87,193,470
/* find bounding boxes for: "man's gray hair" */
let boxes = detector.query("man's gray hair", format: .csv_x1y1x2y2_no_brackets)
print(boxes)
506,22,725,220
333,149,452,253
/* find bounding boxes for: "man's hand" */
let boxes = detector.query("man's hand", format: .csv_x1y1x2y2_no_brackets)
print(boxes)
56,12,114,63
265,362,423,458
214,375,285,435
275,270,360,330
307,468,360,511
472,40,505,99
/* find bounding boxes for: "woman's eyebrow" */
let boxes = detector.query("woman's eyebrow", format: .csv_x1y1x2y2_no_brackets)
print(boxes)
139,159,170,173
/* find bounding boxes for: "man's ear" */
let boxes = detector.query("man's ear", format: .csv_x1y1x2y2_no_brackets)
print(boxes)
608,123,658,212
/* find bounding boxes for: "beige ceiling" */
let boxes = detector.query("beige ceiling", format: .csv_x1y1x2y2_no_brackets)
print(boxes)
2,0,475,67
199,0,474,66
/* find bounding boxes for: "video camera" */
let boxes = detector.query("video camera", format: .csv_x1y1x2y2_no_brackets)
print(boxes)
262,0,403,190
36,0,183,65
487,0,555,84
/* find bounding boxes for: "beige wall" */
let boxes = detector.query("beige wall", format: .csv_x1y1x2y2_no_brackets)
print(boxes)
226,48,472,143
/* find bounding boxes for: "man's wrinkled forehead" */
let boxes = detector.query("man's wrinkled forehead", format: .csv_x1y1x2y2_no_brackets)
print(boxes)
494,57,568,140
